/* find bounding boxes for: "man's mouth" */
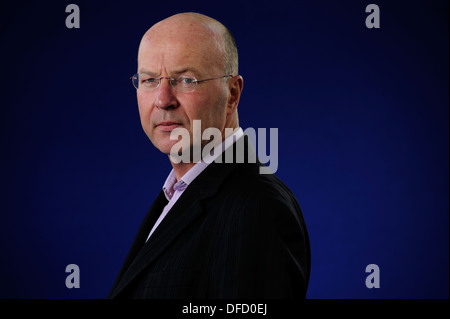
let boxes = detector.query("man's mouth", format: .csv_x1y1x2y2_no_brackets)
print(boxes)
156,121,183,132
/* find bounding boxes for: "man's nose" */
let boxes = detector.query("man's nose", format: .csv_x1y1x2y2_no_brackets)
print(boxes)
155,78,178,110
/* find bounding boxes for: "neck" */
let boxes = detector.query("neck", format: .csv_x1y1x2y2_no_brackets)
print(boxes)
169,121,240,181
170,161,196,181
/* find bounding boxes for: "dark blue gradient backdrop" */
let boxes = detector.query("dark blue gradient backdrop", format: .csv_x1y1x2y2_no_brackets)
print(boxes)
1,0,448,298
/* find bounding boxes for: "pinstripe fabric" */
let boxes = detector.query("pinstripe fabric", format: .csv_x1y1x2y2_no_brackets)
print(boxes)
108,135,310,299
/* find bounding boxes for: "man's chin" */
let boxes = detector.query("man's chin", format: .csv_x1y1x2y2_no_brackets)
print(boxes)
153,141,188,156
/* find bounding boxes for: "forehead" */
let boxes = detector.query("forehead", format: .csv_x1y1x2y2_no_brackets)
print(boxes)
137,22,224,75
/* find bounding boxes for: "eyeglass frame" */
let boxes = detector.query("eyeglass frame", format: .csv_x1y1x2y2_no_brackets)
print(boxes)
130,73,234,92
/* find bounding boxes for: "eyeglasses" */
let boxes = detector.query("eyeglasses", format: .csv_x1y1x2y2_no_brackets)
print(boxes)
130,74,233,93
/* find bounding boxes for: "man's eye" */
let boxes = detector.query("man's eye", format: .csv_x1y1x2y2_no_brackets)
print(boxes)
143,78,157,83
179,77,194,84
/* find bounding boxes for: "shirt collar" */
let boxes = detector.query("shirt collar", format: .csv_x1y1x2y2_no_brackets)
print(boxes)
162,127,244,201
162,169,178,201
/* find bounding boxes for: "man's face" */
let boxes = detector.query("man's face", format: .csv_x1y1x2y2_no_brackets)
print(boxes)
136,20,230,156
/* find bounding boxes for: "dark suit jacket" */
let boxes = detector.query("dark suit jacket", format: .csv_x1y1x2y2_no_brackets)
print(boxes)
108,135,310,299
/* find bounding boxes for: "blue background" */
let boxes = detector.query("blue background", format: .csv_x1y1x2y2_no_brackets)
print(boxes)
1,0,448,299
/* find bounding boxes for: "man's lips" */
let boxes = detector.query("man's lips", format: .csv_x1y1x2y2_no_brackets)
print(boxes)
156,121,183,132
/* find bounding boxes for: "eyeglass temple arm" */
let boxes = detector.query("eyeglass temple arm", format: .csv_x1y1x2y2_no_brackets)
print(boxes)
196,75,234,83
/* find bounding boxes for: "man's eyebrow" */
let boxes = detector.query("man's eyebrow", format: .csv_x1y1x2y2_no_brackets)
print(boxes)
171,67,202,76
138,67,202,76
138,69,158,75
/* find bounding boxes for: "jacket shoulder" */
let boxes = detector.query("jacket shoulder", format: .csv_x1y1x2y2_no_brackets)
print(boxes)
223,162,299,207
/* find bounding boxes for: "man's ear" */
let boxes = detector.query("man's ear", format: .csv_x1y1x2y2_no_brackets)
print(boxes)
226,75,244,114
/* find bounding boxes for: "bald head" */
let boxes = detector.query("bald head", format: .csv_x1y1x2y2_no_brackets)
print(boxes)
139,12,238,76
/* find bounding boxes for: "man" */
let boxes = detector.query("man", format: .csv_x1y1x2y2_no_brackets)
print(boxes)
108,12,310,299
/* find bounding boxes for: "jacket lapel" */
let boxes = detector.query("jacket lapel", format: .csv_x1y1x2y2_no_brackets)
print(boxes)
108,190,168,297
